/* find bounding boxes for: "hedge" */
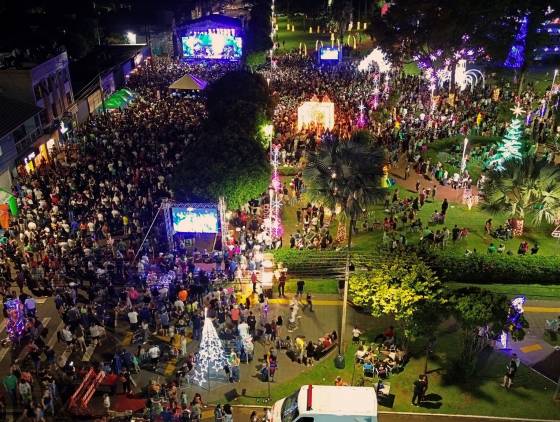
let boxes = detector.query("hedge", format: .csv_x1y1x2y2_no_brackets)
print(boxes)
424,250,560,284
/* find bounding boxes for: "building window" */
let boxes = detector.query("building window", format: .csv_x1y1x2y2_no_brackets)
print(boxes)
39,110,48,127
33,84,42,100
66,92,72,105
12,125,26,141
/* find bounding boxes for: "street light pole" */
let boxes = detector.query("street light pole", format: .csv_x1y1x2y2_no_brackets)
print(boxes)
460,137,469,174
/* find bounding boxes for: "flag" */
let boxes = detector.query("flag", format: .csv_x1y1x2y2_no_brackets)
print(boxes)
0,188,18,216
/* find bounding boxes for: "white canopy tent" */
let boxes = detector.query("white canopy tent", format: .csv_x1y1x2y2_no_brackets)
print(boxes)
169,74,208,91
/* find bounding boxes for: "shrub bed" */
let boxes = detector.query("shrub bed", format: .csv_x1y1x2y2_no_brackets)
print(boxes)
424,250,560,284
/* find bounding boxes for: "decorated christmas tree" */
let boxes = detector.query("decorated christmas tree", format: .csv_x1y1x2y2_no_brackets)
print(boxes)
191,309,228,388
487,105,525,171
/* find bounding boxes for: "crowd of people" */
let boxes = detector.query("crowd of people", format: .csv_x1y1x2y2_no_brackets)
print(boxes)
0,32,557,418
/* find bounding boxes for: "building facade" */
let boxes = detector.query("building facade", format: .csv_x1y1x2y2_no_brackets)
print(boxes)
0,51,73,180
0,96,42,188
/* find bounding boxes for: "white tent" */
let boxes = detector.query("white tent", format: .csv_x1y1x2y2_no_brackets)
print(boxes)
169,74,208,90
297,95,335,130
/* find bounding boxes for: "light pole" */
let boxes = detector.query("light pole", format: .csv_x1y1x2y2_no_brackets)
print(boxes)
552,69,558,90
460,137,469,174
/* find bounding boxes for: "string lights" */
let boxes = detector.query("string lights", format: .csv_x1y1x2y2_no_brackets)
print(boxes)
191,308,228,387
504,15,529,69
269,143,283,239
6,299,25,342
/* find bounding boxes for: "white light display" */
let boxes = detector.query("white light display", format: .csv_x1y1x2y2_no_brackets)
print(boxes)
191,309,228,387
358,47,392,73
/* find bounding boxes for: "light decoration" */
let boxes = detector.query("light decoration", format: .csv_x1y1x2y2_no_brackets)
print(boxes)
487,105,525,171
504,14,529,69
454,60,485,91
356,102,367,128
268,143,283,239
368,74,381,110
383,74,391,100
357,48,392,73
146,270,176,289
191,308,228,388
500,296,526,349
6,299,25,342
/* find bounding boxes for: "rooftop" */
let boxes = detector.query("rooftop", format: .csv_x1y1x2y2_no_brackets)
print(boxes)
0,96,42,139
298,385,377,417
70,44,147,97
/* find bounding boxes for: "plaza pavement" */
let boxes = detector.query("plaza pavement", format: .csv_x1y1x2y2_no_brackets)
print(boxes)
0,288,558,418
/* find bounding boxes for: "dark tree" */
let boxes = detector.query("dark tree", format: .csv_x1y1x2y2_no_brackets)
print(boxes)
205,70,275,141
246,0,274,53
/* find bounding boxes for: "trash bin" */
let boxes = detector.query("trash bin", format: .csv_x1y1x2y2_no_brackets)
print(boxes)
334,354,345,369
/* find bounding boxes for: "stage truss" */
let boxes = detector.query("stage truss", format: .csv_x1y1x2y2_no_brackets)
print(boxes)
161,199,226,252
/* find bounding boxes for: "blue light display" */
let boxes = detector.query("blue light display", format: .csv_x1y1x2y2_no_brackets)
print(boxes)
504,15,529,69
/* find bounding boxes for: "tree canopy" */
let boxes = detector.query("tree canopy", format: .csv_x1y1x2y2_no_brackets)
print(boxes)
481,156,560,225
349,256,446,341
172,70,272,209
303,131,387,222
246,0,274,53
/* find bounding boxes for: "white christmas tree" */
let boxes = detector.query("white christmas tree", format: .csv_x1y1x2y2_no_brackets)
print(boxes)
191,309,228,388
487,105,525,171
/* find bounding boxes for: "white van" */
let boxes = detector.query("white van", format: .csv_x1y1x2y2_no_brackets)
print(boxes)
272,385,378,422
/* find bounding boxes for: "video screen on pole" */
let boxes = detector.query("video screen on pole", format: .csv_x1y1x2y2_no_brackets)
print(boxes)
172,207,219,233
319,47,340,61
181,33,243,60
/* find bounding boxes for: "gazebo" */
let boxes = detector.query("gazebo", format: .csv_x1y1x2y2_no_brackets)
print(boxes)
169,74,208,91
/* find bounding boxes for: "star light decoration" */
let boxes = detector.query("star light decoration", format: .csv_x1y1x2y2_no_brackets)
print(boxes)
356,101,367,128
191,308,228,387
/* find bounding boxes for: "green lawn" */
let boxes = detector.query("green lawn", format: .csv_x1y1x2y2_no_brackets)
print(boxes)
284,278,339,295
239,330,560,420
544,331,560,347
282,176,559,257
274,15,371,54
448,282,560,301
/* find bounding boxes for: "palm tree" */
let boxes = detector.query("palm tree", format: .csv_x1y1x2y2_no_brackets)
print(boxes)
303,131,387,357
481,156,560,234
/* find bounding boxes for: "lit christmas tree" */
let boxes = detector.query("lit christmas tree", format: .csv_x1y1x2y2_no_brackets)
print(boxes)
487,105,525,171
191,309,228,388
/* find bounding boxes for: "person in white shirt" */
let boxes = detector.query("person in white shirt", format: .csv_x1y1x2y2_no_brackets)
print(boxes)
128,309,139,331
148,345,161,370
61,326,73,345
174,299,185,313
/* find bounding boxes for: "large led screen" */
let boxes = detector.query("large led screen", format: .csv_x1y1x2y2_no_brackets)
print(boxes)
181,33,242,60
172,207,219,233
319,47,340,62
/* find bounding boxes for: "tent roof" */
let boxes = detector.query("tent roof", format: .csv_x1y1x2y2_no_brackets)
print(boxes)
169,74,208,91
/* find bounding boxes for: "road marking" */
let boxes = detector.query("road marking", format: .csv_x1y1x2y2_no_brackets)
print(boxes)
48,321,65,348
0,344,10,361
268,298,342,306
164,358,177,376
35,298,48,304
520,343,544,353
524,306,560,313
82,343,97,362
120,332,133,346
0,319,7,333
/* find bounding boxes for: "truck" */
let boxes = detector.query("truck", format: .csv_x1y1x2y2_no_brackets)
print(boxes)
272,384,378,422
